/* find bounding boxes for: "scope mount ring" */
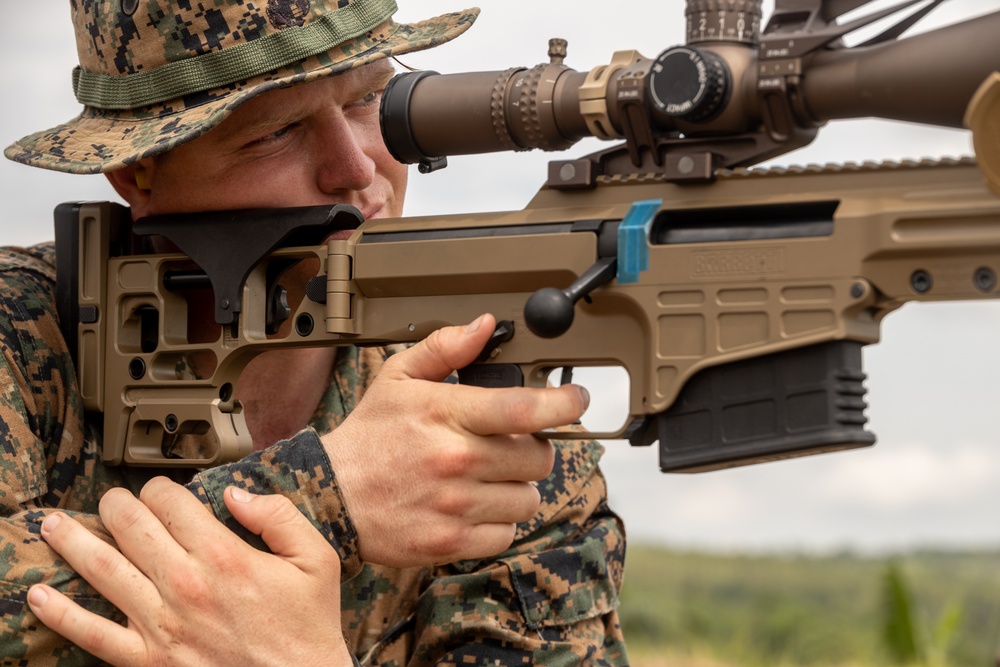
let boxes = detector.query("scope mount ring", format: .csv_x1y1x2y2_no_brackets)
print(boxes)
578,49,645,141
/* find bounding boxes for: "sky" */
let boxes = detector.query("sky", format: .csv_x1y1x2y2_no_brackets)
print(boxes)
2,0,1000,553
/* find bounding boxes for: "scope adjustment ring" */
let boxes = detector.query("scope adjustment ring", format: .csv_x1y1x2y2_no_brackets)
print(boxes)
647,46,731,124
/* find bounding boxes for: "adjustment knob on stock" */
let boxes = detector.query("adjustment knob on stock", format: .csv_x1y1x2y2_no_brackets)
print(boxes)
647,46,731,124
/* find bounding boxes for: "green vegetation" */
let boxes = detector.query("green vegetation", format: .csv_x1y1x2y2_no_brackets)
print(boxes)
619,544,1000,667
881,560,963,666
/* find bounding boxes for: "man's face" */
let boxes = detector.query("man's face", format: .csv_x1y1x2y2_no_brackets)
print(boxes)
136,59,407,223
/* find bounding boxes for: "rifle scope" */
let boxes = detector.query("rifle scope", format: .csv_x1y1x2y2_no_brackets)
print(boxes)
380,1,1000,173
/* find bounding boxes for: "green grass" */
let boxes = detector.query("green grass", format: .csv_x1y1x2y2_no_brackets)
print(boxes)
618,544,1000,666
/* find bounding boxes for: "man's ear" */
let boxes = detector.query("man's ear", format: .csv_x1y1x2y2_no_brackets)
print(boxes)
105,160,156,219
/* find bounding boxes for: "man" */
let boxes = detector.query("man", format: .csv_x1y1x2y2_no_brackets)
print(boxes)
0,0,628,664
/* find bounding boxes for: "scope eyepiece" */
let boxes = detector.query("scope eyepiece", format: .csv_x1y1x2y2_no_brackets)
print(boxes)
380,71,448,173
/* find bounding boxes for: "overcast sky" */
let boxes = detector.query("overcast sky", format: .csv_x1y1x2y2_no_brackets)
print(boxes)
3,0,1000,553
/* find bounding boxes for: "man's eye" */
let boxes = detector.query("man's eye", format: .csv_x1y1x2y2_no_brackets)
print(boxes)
246,124,297,148
265,124,296,141
352,90,380,108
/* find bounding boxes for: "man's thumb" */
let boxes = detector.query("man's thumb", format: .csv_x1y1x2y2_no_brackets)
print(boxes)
223,487,335,566
389,313,497,382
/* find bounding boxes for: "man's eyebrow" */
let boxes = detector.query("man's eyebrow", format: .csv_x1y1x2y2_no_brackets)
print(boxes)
215,104,306,146
350,59,396,93
216,61,397,145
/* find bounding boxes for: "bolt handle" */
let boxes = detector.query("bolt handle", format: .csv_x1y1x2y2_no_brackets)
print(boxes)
524,257,617,338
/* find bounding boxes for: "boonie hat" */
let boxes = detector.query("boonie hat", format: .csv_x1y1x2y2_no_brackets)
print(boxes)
4,0,477,174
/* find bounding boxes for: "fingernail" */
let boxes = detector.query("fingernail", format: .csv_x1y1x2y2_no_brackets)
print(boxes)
28,586,48,608
41,513,63,535
577,385,591,411
229,487,253,503
466,314,486,335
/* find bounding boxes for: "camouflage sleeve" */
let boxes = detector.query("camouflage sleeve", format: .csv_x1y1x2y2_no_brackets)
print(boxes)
0,247,138,662
187,427,363,578
342,439,630,666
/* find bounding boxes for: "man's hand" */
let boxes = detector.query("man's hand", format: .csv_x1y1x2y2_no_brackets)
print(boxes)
28,478,352,667
324,313,590,567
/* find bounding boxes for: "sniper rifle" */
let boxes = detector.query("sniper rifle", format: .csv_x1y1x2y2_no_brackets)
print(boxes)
55,0,1000,472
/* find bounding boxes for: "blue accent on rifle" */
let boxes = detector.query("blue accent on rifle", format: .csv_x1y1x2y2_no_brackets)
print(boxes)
617,199,662,284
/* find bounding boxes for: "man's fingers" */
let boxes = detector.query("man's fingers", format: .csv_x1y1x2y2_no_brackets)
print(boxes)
135,476,234,554
458,383,590,436
385,314,496,382
437,433,554,484
38,511,160,615
97,485,189,575
223,487,340,573
442,480,542,525
431,522,521,564
28,584,144,667
384,315,590,434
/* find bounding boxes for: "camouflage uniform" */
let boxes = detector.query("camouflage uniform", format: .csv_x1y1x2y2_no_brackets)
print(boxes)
0,243,627,665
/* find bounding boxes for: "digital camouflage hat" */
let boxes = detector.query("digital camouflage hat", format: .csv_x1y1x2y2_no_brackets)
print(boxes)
4,0,477,174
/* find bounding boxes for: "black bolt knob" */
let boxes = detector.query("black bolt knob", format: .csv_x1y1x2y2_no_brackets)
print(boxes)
524,287,576,338
523,257,618,339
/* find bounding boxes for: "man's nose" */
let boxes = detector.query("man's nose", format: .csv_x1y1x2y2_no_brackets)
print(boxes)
313,113,376,195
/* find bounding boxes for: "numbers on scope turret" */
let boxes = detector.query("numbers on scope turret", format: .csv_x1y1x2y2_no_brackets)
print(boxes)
687,9,759,45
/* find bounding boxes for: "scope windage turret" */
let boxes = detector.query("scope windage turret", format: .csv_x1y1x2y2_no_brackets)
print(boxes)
380,1,1000,178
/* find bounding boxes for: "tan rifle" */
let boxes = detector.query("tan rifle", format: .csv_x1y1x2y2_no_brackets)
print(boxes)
56,0,1000,473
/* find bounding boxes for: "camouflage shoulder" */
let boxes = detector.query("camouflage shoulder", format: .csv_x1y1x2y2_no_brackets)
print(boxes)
0,243,57,280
